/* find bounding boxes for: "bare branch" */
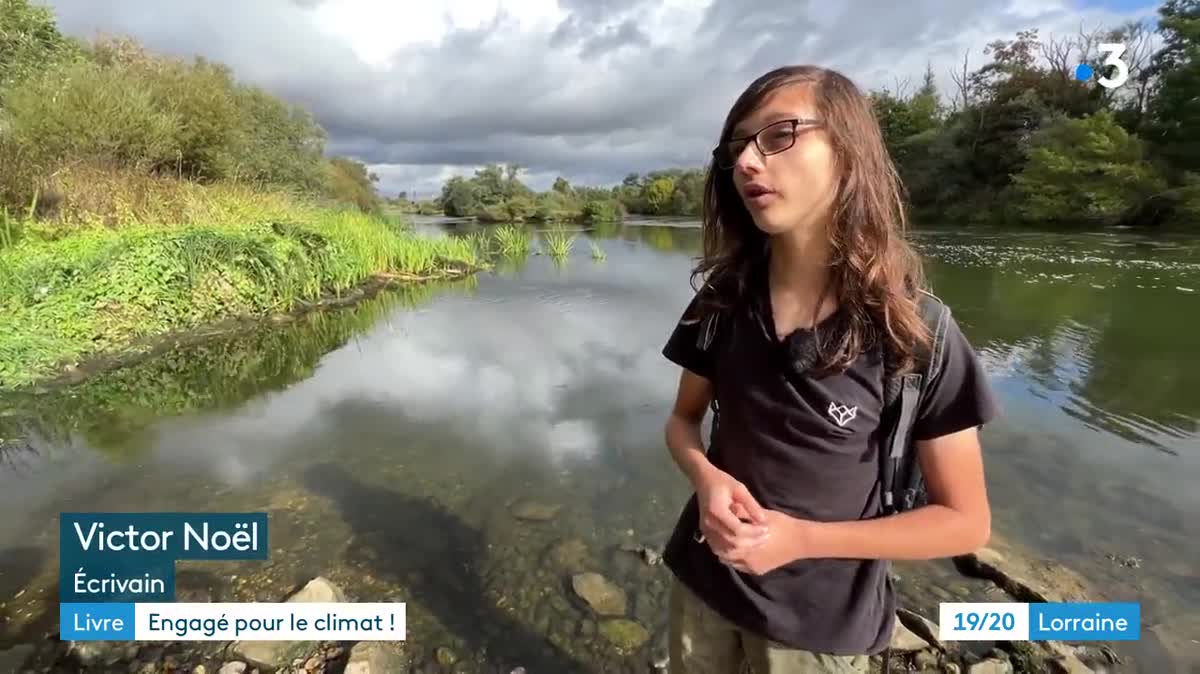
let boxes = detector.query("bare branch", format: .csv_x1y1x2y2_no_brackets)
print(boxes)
1039,32,1075,77
949,48,972,110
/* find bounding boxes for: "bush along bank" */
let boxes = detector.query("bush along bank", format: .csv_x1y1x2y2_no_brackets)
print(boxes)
0,195,480,391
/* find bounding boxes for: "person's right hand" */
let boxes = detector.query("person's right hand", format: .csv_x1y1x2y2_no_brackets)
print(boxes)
694,466,770,558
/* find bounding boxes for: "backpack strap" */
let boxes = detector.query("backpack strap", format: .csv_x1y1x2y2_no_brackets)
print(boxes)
879,290,951,515
696,309,723,445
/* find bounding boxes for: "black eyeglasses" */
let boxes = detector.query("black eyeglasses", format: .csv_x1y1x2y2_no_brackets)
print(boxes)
711,118,823,169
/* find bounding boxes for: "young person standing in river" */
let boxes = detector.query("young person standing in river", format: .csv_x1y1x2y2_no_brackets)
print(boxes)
659,65,999,673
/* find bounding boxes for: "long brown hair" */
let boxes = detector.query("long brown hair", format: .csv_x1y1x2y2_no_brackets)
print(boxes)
692,64,931,375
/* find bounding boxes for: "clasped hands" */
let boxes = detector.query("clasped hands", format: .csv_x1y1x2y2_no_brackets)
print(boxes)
695,466,811,575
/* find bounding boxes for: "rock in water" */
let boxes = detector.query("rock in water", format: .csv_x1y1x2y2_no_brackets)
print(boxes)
572,573,627,616
231,577,345,669
1039,641,1096,674
435,647,458,666
66,641,117,667
546,539,591,573
914,650,939,669
599,619,650,653
952,545,1089,604
288,576,347,603
510,500,561,521
889,619,932,653
218,663,247,674
0,646,36,673
896,607,944,652
968,659,1014,674
343,642,407,674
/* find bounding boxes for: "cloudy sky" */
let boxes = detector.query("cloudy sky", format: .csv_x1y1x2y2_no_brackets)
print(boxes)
43,0,1159,198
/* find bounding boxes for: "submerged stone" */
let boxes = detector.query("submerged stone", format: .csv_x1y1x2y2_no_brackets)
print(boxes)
545,538,591,573
968,659,1014,674
435,646,458,666
510,500,562,521
231,577,345,669
890,619,932,653
599,619,650,653
343,642,407,674
572,572,627,616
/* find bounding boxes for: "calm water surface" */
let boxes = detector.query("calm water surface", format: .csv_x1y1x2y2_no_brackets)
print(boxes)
0,218,1197,673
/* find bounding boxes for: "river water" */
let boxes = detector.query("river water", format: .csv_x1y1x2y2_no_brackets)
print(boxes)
0,217,1197,673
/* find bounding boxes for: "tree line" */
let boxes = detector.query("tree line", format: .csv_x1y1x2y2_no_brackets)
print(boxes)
4,0,1195,231
0,0,383,224
429,0,1198,229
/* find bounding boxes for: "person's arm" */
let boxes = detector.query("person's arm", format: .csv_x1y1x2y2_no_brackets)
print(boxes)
664,369,721,488
793,425,991,560
665,369,769,546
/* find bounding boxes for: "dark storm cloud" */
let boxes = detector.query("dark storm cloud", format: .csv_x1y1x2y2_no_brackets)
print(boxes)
42,0,1150,196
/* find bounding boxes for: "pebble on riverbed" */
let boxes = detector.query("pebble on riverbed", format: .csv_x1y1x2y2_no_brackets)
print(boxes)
509,499,562,521
572,572,628,616
598,618,651,653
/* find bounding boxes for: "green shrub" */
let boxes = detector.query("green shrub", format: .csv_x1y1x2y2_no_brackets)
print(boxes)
0,0,83,97
581,199,622,224
0,26,373,214
3,58,181,171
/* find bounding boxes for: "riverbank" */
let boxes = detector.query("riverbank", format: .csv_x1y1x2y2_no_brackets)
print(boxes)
0,195,480,391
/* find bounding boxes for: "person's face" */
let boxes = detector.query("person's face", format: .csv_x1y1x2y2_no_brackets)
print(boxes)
720,84,838,237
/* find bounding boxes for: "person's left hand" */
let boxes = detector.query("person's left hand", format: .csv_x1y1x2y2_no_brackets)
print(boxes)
710,508,809,575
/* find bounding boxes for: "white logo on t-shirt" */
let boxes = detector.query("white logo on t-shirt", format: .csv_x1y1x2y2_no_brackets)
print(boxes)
827,401,858,427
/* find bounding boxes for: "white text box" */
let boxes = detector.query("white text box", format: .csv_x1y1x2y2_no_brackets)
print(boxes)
134,603,406,641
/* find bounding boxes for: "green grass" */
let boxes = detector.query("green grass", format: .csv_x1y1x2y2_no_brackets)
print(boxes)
0,201,479,390
542,227,576,260
493,224,532,257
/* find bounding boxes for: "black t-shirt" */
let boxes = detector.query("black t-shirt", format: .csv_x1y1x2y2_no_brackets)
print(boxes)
660,271,1000,656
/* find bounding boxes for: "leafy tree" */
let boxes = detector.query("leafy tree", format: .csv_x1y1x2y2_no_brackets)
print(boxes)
1011,110,1166,224
1144,0,1200,174
440,176,479,217
644,176,676,214
0,0,82,99
325,156,380,213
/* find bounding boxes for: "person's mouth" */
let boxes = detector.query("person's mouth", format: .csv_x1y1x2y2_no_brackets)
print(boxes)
743,183,776,207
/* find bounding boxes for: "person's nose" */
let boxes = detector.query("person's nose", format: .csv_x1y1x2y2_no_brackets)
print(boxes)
734,142,765,176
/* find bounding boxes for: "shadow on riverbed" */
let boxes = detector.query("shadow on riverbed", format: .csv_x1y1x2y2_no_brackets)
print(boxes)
301,462,591,673
0,546,49,649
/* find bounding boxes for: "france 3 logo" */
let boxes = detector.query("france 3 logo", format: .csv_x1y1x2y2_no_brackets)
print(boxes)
1074,43,1130,89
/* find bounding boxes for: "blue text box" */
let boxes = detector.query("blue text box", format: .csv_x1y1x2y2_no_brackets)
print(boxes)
60,603,136,641
1029,602,1140,641
60,512,268,603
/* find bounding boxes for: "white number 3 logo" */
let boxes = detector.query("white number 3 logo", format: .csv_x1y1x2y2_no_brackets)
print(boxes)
1097,43,1130,89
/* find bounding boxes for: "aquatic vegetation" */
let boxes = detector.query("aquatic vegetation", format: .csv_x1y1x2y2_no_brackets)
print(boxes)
589,240,607,261
493,224,532,257
0,204,479,390
542,227,577,261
